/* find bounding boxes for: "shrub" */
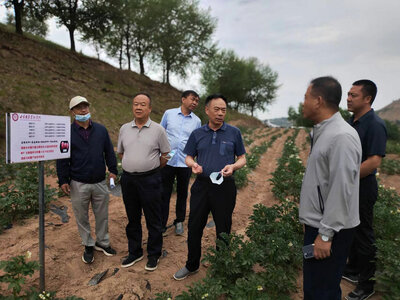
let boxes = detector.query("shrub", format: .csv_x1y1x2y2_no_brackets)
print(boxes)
0,162,57,233
380,158,400,175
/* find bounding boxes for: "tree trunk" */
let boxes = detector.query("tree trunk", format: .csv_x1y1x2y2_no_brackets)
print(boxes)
139,52,145,75
166,61,170,84
119,35,123,69
68,27,76,52
13,0,24,35
125,33,131,71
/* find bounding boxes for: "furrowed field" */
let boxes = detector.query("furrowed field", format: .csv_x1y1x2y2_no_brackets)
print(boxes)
1,127,399,300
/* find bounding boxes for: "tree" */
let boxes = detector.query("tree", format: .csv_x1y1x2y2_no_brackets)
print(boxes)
339,107,352,121
288,105,353,127
201,50,278,114
6,11,48,37
287,103,314,127
384,119,400,142
4,0,24,34
45,0,83,52
201,49,248,108
79,0,116,59
101,0,152,71
4,0,47,35
152,0,216,84
242,57,278,116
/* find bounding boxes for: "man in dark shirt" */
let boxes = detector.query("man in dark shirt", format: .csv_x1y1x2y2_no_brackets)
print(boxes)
57,96,118,264
344,80,387,300
173,94,246,280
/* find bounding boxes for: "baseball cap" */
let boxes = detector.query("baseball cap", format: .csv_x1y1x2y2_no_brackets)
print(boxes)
69,96,90,110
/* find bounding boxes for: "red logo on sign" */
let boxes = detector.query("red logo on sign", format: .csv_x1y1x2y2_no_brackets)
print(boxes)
60,141,69,153
12,113,19,121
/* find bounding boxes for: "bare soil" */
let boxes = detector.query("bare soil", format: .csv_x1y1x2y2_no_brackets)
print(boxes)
1,128,396,299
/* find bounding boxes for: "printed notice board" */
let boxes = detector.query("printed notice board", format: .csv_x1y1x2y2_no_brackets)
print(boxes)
6,113,71,163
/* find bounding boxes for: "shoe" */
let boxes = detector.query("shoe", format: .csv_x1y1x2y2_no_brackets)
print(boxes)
175,222,184,235
94,242,117,256
145,257,160,271
345,288,375,300
121,254,144,268
173,266,199,280
82,246,94,264
162,227,168,237
342,272,359,284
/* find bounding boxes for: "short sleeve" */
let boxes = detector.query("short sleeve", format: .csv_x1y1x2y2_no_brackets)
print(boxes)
366,122,387,157
159,127,171,153
183,131,197,157
234,129,246,156
117,126,124,154
160,111,168,129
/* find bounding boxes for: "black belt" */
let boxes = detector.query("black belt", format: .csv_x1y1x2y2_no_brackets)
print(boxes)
123,167,159,177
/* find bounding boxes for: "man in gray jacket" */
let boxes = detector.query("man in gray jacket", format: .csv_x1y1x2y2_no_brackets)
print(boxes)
299,76,362,300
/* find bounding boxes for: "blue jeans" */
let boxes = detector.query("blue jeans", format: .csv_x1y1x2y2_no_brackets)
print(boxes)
303,225,355,300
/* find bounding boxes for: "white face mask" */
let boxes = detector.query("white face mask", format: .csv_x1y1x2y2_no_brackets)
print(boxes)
75,113,91,122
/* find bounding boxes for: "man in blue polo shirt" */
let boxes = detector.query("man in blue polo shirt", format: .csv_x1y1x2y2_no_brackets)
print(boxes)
343,80,387,300
160,90,201,236
173,94,246,280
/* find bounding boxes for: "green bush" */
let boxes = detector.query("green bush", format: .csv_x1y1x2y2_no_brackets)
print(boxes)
374,185,400,299
0,162,57,233
270,131,305,202
384,120,400,142
386,140,400,155
380,158,400,175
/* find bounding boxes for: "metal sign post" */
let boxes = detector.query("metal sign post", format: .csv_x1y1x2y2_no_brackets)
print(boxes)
38,161,45,292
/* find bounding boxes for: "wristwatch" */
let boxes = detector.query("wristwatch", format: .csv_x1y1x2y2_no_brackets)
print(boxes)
320,234,332,242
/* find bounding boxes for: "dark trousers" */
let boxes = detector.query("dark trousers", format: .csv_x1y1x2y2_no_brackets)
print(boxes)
345,175,377,291
161,165,192,227
120,171,163,259
303,225,355,300
185,177,237,271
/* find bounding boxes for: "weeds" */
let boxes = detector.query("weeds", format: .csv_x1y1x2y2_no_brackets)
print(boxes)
0,161,57,233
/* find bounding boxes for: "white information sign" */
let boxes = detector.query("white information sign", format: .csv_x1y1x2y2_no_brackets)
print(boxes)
6,113,71,163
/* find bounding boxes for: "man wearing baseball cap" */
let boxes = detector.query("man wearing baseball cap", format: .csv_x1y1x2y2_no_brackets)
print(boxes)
57,96,118,264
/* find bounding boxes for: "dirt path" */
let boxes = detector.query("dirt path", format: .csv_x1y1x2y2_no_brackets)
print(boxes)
0,127,396,299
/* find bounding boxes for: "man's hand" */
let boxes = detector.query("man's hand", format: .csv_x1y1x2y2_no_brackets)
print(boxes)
192,162,203,174
61,183,70,196
109,173,117,181
313,234,332,259
221,164,234,177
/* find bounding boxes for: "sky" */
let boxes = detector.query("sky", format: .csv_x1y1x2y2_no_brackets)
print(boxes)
2,0,400,120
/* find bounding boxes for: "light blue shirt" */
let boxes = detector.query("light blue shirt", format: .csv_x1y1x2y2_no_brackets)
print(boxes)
161,107,201,167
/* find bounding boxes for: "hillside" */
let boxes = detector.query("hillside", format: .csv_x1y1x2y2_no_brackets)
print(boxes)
377,99,400,124
0,24,261,152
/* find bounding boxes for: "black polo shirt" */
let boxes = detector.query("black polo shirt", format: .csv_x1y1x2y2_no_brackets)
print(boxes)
183,122,246,177
349,109,387,177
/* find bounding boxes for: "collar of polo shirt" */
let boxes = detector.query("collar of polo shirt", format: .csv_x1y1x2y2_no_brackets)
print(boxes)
132,118,152,128
204,122,227,132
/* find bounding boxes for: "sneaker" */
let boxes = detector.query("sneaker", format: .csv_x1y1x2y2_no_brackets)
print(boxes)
121,254,144,268
145,257,160,271
345,288,375,300
82,246,94,264
342,272,359,284
162,227,168,237
173,266,199,280
94,242,117,256
175,222,184,235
